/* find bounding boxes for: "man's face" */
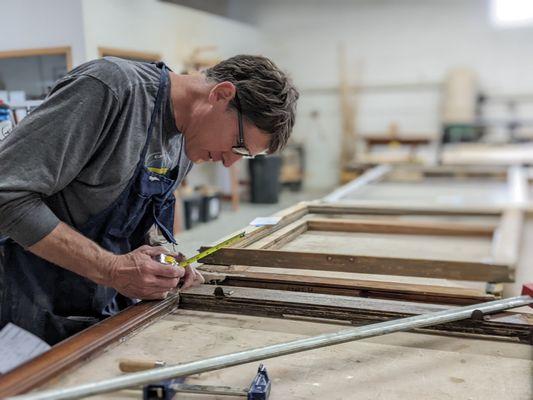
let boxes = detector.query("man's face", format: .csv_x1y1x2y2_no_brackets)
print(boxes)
183,82,271,167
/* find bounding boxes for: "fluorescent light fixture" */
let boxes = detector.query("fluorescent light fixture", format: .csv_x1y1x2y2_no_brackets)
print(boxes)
491,0,533,28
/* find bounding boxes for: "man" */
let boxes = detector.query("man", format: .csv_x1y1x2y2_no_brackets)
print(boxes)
0,55,299,344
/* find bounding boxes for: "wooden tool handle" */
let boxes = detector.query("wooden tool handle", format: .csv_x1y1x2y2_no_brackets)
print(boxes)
118,358,166,373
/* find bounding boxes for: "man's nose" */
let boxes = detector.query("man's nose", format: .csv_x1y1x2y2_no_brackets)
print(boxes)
222,152,242,167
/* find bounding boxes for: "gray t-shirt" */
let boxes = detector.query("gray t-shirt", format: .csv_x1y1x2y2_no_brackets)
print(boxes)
0,57,192,247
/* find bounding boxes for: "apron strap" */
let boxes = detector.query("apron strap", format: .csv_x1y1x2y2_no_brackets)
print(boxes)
139,64,169,161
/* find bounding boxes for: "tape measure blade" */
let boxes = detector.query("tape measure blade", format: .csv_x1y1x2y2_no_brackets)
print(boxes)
179,231,245,267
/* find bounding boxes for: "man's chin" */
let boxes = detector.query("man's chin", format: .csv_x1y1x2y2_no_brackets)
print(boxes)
184,148,205,164
193,156,218,164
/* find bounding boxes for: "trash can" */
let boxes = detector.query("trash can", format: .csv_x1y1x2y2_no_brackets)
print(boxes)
200,193,221,222
182,195,202,230
248,155,281,204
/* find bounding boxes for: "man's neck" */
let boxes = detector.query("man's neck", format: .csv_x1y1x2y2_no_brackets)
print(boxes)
168,72,207,136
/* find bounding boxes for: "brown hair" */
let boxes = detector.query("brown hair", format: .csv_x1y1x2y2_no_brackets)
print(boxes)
205,55,299,153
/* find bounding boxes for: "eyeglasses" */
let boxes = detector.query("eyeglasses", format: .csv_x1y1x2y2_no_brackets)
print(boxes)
231,94,268,159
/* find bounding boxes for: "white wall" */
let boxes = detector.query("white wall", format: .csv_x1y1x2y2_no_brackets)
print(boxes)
235,0,533,189
0,0,86,66
0,0,266,71
81,0,266,72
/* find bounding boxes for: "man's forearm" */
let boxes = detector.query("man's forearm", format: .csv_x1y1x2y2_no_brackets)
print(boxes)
28,222,115,285
27,222,190,300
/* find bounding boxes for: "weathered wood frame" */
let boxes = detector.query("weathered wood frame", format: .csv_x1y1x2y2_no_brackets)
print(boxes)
200,202,520,283
179,285,533,344
196,165,530,343
203,270,496,305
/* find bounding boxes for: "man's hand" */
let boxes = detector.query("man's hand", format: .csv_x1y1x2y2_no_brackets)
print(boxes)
181,265,205,290
163,250,205,290
106,246,185,300
28,223,204,301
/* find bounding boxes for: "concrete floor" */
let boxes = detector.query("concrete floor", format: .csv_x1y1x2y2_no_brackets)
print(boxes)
174,188,329,257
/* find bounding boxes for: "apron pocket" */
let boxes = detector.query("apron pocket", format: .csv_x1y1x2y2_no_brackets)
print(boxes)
108,193,152,238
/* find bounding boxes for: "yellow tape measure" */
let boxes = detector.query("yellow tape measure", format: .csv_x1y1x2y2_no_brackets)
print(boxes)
158,231,246,268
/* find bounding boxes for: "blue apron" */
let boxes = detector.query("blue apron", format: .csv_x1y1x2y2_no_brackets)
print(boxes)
0,62,180,345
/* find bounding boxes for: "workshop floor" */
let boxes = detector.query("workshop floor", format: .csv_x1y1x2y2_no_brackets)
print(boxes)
175,188,330,256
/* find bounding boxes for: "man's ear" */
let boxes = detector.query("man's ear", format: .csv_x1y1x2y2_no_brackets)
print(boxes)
208,81,236,107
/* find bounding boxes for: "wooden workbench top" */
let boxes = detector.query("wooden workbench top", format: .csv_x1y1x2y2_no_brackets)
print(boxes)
39,310,532,400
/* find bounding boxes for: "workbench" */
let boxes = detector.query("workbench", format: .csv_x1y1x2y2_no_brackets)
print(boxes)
28,310,533,399
1,164,531,399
